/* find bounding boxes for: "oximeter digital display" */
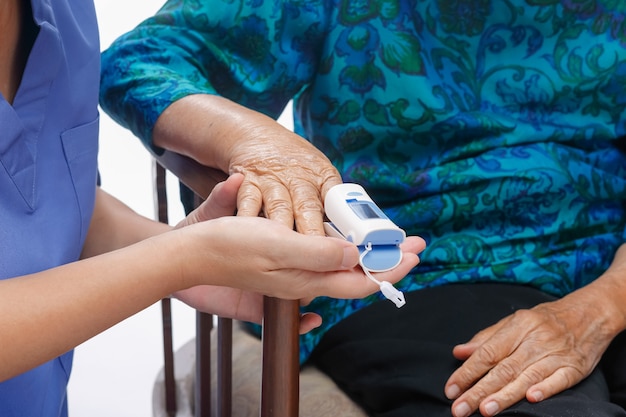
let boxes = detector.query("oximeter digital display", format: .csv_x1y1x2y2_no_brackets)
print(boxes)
324,183,407,307
349,201,383,219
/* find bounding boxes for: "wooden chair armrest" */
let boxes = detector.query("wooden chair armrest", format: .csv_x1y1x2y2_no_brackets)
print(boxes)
155,149,227,199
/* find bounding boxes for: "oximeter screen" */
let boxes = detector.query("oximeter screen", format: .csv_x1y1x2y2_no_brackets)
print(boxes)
349,201,383,220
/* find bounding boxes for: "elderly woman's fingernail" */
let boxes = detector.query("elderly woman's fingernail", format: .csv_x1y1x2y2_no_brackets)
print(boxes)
484,401,499,416
453,402,471,417
529,390,544,402
445,384,460,399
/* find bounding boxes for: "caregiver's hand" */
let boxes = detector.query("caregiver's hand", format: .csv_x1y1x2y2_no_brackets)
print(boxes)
174,173,323,332
177,215,423,302
171,173,426,332
174,235,424,333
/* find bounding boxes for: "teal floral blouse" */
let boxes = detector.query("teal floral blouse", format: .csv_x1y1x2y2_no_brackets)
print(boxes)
100,0,626,363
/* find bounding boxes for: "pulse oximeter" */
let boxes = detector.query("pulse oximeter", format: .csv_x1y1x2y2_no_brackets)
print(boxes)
324,183,407,307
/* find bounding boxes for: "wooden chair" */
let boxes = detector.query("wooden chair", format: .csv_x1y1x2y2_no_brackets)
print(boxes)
150,150,366,417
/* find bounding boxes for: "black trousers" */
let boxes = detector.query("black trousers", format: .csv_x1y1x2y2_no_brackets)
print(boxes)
309,283,626,417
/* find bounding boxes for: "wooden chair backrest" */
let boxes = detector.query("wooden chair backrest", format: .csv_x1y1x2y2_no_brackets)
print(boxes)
152,150,301,417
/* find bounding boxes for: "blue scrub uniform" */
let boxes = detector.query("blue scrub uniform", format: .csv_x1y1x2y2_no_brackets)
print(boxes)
0,0,100,415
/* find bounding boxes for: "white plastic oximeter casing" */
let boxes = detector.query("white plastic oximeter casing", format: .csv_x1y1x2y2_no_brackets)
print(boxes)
324,183,406,272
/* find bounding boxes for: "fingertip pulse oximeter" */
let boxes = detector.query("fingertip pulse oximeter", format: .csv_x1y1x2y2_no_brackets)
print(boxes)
324,183,406,272
324,183,407,307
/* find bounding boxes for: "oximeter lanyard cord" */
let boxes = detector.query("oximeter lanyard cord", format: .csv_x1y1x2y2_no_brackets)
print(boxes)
359,243,406,308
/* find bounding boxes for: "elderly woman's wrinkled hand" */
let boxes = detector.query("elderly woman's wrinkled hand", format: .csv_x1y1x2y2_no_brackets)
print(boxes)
445,284,623,417
229,128,342,235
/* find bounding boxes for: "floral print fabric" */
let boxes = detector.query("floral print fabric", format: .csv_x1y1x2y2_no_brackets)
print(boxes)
100,0,626,363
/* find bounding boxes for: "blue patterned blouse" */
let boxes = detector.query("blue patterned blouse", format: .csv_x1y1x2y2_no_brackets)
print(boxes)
100,0,626,363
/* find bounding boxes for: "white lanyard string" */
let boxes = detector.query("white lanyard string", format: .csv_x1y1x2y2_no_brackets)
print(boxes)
359,243,406,308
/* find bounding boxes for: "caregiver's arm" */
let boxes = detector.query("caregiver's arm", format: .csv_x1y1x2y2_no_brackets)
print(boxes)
0,175,424,382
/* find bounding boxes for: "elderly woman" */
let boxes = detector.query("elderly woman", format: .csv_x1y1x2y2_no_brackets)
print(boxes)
100,1,626,416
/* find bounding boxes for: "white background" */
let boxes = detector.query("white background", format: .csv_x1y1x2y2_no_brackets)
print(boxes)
69,2,293,415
